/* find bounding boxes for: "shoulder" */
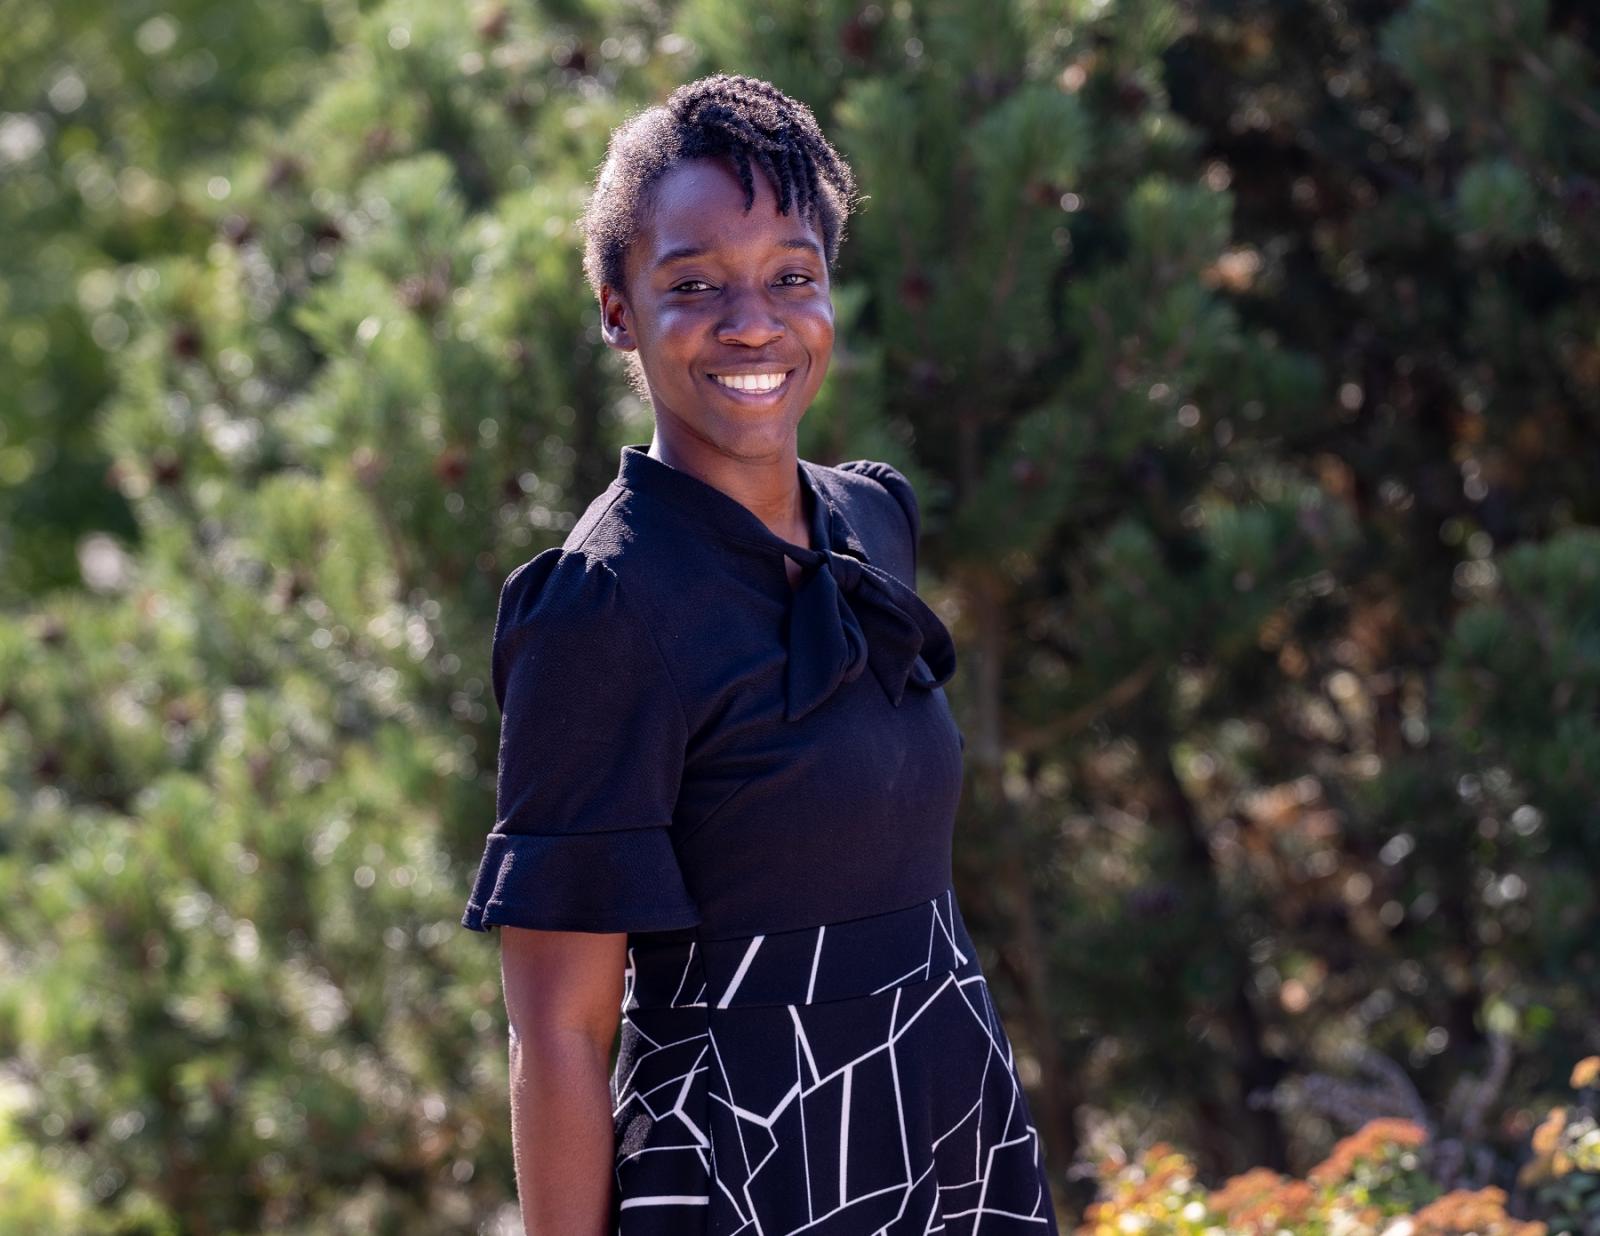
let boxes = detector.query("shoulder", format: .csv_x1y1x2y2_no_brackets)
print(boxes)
491,547,645,675
489,544,683,717
496,546,619,632
495,527,676,655
822,458,922,551
495,475,665,633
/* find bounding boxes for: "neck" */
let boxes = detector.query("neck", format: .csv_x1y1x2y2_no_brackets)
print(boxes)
649,428,810,547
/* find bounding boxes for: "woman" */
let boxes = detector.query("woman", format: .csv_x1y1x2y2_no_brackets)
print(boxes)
461,73,1059,1235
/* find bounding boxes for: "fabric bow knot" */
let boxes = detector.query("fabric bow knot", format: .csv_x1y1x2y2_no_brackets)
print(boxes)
783,544,957,722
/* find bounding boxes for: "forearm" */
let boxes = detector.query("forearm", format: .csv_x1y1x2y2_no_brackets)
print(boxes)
509,1023,616,1236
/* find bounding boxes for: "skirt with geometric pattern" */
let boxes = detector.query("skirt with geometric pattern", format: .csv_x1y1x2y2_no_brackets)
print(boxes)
609,889,1059,1234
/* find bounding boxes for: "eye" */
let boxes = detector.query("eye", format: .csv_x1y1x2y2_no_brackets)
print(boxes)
671,279,712,293
776,273,814,286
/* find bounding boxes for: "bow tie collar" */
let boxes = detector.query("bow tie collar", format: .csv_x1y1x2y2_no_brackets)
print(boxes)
779,537,956,721
614,445,956,722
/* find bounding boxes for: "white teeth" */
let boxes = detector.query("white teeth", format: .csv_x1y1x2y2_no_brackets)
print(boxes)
711,371,788,393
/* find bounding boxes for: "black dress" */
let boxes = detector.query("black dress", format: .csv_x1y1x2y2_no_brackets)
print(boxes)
463,444,1058,1234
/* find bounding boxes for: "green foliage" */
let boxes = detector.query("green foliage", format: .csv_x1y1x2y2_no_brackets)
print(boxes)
1456,159,1542,247
1438,529,1600,843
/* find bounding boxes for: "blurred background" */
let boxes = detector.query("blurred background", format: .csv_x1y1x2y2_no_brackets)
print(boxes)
2,0,1598,1233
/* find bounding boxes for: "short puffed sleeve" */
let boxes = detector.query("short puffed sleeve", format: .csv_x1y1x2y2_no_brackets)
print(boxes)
835,459,922,578
460,548,701,934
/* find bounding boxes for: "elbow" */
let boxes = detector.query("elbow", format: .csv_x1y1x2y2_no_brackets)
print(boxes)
499,926,627,1061
508,1016,614,1072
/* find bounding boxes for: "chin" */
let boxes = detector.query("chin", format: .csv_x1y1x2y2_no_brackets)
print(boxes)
705,414,804,457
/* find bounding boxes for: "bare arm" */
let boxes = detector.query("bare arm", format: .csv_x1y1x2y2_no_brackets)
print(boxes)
499,926,627,1236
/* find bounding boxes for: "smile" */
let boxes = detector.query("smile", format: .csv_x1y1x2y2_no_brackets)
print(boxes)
708,370,793,397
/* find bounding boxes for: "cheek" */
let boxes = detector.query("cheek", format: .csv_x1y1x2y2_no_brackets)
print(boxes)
796,300,835,350
649,305,703,341
640,307,709,369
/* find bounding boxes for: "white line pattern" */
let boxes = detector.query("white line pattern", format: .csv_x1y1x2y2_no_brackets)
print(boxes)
609,891,1056,1234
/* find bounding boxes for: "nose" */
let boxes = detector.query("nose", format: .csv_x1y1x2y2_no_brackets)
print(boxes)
715,282,785,348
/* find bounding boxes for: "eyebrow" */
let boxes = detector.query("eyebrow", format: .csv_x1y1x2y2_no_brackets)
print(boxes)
653,237,824,270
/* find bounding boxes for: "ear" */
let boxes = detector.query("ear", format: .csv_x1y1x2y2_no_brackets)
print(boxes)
598,283,636,352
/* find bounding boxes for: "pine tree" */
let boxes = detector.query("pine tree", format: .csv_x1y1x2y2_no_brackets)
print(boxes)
2,2,693,1229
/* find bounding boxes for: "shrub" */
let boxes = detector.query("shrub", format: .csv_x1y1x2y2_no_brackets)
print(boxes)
1074,1063,1600,1236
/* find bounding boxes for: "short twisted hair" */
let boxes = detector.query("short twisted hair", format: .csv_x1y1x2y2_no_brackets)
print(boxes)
580,73,860,299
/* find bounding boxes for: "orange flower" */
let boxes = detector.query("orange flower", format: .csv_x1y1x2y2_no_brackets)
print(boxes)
1571,1056,1600,1090
1409,1186,1546,1236
1532,1107,1567,1156
1209,1167,1316,1235
1073,1143,1207,1236
1307,1117,1429,1185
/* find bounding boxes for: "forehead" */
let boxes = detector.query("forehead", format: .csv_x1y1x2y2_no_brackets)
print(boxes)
631,155,822,270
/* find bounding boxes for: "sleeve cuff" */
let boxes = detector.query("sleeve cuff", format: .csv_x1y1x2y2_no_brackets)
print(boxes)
460,828,702,934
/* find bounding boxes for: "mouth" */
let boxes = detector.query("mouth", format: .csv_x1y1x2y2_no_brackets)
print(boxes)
705,368,796,403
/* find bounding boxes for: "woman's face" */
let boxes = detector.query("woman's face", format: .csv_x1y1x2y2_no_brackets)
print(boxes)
600,155,835,460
